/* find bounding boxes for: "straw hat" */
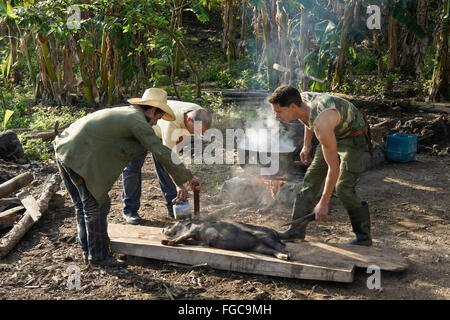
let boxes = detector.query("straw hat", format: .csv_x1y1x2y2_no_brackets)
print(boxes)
127,88,175,121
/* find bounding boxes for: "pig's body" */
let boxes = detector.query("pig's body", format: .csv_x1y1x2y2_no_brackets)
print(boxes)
162,219,290,260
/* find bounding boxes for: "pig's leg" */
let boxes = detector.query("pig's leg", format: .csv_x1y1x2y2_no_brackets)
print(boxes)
161,231,198,246
253,233,288,253
253,243,290,261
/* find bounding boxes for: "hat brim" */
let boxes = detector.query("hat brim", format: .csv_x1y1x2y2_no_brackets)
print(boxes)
127,98,176,121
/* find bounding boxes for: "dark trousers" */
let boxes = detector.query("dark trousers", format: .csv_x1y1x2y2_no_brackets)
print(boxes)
122,145,177,215
56,158,111,261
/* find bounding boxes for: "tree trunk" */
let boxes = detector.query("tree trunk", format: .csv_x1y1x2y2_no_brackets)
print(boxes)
429,0,449,102
239,0,248,60
332,0,355,90
261,8,275,90
19,32,36,93
223,0,239,69
413,0,429,73
37,33,59,103
174,3,183,77
252,6,261,64
276,0,288,85
99,25,109,103
387,16,399,72
373,30,384,76
298,9,311,90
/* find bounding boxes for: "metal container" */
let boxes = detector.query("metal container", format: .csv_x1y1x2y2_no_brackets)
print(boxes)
173,200,192,220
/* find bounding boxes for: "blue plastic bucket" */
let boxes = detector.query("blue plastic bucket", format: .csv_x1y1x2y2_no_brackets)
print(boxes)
385,133,418,163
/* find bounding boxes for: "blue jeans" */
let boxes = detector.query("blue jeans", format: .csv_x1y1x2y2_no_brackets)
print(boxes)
122,145,177,215
56,158,111,261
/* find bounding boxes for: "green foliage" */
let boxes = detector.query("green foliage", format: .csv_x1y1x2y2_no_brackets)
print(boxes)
18,136,53,160
354,54,378,75
417,45,436,97
0,85,34,129
29,106,86,130
341,76,385,98
384,73,399,91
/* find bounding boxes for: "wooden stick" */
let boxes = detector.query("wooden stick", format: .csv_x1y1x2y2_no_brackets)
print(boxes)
0,174,61,258
0,172,33,199
0,206,25,229
0,197,21,207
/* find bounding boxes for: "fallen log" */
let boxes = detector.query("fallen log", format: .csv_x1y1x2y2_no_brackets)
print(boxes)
0,174,61,258
0,206,25,229
0,197,21,207
16,122,71,142
0,172,33,198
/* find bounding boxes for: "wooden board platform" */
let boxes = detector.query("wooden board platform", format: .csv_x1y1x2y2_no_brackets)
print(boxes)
108,224,408,283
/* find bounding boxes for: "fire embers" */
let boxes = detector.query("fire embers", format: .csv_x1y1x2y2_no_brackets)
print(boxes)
256,174,289,198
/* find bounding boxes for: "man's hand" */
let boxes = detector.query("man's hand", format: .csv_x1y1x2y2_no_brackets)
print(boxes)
189,177,202,192
176,185,189,201
300,145,312,165
313,201,329,221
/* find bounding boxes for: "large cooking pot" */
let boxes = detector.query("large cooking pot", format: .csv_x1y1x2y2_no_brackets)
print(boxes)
237,143,303,176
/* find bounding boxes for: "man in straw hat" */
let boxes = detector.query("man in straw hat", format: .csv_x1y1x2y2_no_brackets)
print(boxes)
53,88,202,267
122,99,212,224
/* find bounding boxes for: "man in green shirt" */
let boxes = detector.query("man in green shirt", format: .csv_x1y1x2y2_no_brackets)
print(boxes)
54,88,202,267
269,85,372,246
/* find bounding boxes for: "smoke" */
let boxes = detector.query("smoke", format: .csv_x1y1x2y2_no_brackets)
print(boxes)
240,102,296,153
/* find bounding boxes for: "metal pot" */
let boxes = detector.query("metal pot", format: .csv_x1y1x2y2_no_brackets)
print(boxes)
237,144,303,176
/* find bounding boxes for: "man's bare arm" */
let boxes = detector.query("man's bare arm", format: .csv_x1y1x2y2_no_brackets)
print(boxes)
313,110,340,221
300,126,314,165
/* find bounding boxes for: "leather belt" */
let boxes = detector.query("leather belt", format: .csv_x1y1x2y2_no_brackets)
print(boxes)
346,125,368,138
338,108,374,156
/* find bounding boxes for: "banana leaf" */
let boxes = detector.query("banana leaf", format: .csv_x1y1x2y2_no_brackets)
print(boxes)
2,109,14,131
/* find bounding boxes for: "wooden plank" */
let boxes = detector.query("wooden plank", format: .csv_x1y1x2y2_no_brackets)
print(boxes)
0,206,25,229
285,242,408,272
17,191,41,222
109,224,355,283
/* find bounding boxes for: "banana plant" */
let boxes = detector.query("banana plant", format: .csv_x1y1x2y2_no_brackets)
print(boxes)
2,109,14,131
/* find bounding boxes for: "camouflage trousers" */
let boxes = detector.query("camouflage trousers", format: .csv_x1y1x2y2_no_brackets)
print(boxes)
300,134,367,211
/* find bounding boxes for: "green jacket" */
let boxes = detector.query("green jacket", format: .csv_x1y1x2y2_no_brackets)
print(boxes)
54,105,193,205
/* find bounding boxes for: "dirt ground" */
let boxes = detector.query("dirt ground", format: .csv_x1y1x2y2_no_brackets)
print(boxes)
0,108,449,301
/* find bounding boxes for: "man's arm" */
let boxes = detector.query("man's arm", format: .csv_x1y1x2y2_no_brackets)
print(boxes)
313,110,340,221
300,125,314,165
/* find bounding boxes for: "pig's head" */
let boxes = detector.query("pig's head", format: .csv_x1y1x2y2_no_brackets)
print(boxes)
162,220,194,239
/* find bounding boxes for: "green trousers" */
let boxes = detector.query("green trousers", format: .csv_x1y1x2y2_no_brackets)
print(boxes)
300,134,367,211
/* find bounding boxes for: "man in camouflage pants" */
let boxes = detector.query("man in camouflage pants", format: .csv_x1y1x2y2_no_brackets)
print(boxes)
269,85,372,246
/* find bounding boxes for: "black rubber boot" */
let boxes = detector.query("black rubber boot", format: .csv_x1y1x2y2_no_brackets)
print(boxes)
347,201,372,246
278,194,314,241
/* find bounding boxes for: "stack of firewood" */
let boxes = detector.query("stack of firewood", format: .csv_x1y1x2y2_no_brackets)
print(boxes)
0,172,61,258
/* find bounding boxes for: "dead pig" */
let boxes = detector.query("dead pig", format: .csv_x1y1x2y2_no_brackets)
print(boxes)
161,219,290,260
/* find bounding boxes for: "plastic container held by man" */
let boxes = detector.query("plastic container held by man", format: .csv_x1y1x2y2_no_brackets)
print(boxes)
173,200,192,220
